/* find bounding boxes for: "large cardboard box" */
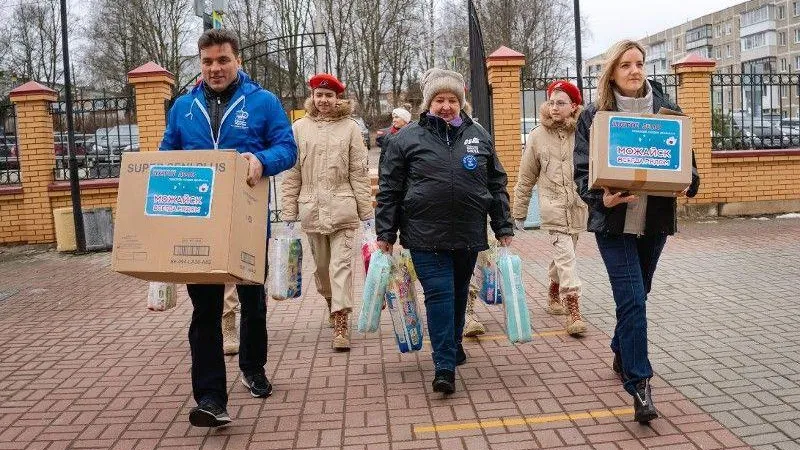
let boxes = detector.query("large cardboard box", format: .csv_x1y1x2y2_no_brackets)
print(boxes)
112,150,268,284
589,110,692,195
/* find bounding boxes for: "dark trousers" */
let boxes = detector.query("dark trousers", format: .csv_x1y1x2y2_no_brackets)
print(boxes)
186,283,267,407
409,249,479,373
595,233,667,396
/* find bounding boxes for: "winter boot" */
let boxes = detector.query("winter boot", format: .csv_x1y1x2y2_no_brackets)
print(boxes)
546,281,567,315
563,291,587,336
463,288,486,337
326,298,333,328
332,310,351,351
633,379,659,423
432,369,456,395
222,311,239,355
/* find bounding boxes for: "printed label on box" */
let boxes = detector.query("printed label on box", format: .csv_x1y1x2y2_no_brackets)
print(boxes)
607,115,682,171
145,165,214,217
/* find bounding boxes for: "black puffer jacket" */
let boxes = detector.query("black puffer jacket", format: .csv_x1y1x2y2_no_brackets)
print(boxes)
376,111,513,251
573,81,701,235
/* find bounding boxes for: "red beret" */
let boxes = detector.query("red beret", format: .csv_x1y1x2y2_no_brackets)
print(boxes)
309,73,345,94
547,80,582,105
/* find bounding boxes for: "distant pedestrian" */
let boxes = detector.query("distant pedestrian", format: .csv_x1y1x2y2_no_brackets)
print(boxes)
281,73,374,351
513,80,588,337
375,68,514,395
573,40,700,423
376,107,412,149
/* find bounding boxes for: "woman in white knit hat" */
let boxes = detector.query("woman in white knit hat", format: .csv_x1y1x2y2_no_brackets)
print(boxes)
376,107,412,149
375,68,514,395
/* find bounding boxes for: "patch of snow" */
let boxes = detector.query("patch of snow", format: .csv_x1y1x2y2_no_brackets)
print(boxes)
697,220,718,224
776,213,800,219
751,217,770,221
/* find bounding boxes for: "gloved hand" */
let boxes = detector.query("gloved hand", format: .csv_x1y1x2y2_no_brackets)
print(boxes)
514,219,526,231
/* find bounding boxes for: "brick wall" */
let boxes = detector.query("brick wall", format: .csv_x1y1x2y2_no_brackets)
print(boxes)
0,63,173,246
673,56,800,215
487,47,526,196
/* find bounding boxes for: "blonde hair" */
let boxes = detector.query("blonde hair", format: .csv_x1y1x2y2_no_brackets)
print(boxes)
596,40,647,111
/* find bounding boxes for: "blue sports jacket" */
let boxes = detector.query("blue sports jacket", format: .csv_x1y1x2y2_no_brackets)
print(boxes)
159,70,297,176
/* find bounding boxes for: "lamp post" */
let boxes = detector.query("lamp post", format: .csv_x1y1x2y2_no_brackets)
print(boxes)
59,0,86,252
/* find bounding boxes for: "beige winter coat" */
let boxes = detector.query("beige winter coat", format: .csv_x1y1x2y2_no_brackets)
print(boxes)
281,98,374,234
513,103,588,235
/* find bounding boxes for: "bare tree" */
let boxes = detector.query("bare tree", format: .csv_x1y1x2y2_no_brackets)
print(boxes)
7,1,63,87
316,0,356,80
227,0,272,47
85,0,199,95
474,0,577,78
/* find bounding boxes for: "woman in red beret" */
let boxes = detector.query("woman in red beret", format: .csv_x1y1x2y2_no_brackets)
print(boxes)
281,73,374,351
512,80,589,338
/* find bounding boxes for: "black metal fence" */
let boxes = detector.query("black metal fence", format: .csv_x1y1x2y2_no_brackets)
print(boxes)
520,73,679,147
0,101,19,185
51,95,137,180
711,73,800,151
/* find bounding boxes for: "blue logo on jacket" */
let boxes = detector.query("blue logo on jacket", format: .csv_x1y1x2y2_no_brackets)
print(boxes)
462,154,478,170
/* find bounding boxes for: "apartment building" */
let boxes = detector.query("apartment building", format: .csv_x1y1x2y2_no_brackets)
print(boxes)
584,0,800,117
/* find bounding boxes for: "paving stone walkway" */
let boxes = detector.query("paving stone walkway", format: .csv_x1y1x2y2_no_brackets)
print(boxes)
1,215,798,449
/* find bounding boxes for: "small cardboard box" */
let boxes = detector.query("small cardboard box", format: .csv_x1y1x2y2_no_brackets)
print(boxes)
589,109,692,195
112,150,268,284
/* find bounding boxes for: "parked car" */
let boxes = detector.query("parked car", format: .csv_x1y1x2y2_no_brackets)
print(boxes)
731,115,789,149
90,125,139,162
352,117,370,149
0,135,18,171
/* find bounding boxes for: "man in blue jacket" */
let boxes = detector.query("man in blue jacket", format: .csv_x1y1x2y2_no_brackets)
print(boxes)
160,29,297,428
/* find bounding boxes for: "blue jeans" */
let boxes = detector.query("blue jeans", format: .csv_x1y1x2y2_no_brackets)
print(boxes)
410,249,479,372
595,233,667,396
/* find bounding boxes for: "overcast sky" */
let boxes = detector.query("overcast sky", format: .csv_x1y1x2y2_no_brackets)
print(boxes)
581,0,745,58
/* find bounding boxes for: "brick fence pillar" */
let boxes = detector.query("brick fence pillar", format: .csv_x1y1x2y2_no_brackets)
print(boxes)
10,81,58,243
487,46,526,193
128,62,175,152
673,54,717,210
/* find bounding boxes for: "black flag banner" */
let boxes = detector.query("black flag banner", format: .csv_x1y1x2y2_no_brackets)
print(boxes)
468,0,492,134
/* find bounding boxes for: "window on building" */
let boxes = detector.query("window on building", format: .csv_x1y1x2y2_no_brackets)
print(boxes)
742,32,768,50
782,58,788,71
780,32,787,45
796,28,800,43
675,37,681,51
715,24,722,37
779,5,786,19
741,5,772,27
726,22,732,35
715,48,722,60
726,44,732,57
796,55,800,70
795,1,800,16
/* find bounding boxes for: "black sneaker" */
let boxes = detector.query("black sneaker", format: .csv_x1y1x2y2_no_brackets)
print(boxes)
456,344,467,366
241,372,273,398
432,369,456,395
189,399,232,427
633,379,659,424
